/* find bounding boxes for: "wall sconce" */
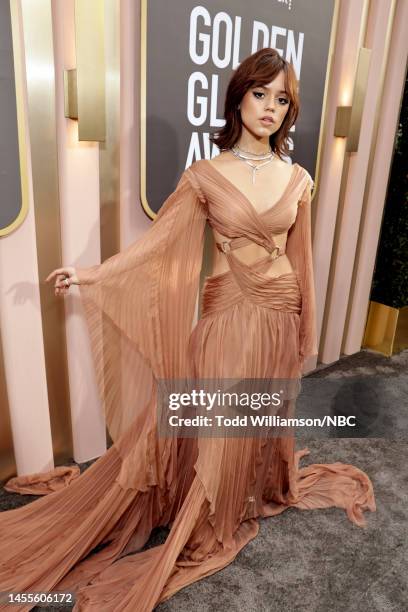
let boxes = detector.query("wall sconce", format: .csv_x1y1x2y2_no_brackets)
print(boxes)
64,0,105,142
64,69,78,119
334,47,371,152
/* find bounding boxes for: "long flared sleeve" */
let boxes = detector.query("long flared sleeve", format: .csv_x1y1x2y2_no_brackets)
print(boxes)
285,175,318,367
75,168,208,444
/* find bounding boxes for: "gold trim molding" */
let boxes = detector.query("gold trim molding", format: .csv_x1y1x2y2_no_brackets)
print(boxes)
0,0,29,237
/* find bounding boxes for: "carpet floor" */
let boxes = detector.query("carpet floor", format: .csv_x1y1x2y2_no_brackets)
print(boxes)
1,349,407,611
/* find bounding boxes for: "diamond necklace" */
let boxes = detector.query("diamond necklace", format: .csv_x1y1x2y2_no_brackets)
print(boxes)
230,145,276,184
236,144,272,159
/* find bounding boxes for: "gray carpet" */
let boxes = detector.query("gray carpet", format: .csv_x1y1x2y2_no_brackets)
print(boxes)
1,349,407,611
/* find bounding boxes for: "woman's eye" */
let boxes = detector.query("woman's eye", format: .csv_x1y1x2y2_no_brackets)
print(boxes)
252,92,289,105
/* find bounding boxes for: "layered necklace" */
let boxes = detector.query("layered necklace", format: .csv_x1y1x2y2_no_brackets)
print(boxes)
230,144,276,184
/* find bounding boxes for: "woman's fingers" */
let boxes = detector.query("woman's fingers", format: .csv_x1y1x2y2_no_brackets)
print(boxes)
55,276,70,289
45,268,67,283
55,285,68,296
46,270,68,294
45,266,76,296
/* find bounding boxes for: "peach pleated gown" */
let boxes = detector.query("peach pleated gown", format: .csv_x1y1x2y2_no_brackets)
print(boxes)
0,159,376,611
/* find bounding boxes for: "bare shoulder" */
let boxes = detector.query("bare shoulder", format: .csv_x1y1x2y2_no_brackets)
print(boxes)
208,151,233,166
187,153,235,176
273,157,294,177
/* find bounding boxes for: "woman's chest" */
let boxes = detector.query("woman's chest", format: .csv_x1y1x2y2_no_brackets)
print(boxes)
205,194,299,239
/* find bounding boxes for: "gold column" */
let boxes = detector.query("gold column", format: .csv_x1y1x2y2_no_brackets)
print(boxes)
21,0,72,462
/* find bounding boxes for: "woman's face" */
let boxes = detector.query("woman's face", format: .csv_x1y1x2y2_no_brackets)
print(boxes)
239,69,290,138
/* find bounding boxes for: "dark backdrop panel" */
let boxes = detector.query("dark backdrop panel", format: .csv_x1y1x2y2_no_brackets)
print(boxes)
143,0,335,214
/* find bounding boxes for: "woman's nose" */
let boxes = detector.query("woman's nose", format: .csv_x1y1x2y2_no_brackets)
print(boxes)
265,97,276,111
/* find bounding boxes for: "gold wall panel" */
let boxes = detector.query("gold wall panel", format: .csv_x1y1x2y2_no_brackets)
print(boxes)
74,0,106,142
21,0,72,462
99,0,120,262
363,302,408,356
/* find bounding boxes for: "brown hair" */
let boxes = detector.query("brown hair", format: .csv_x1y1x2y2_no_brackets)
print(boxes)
209,48,300,160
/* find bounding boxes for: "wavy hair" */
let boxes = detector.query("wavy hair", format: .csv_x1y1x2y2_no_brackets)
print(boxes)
209,48,299,160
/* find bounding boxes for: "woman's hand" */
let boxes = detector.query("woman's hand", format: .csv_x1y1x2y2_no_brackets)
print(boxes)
45,266,79,297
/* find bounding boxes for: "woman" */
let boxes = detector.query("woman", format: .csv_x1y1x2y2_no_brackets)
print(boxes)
0,48,375,611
